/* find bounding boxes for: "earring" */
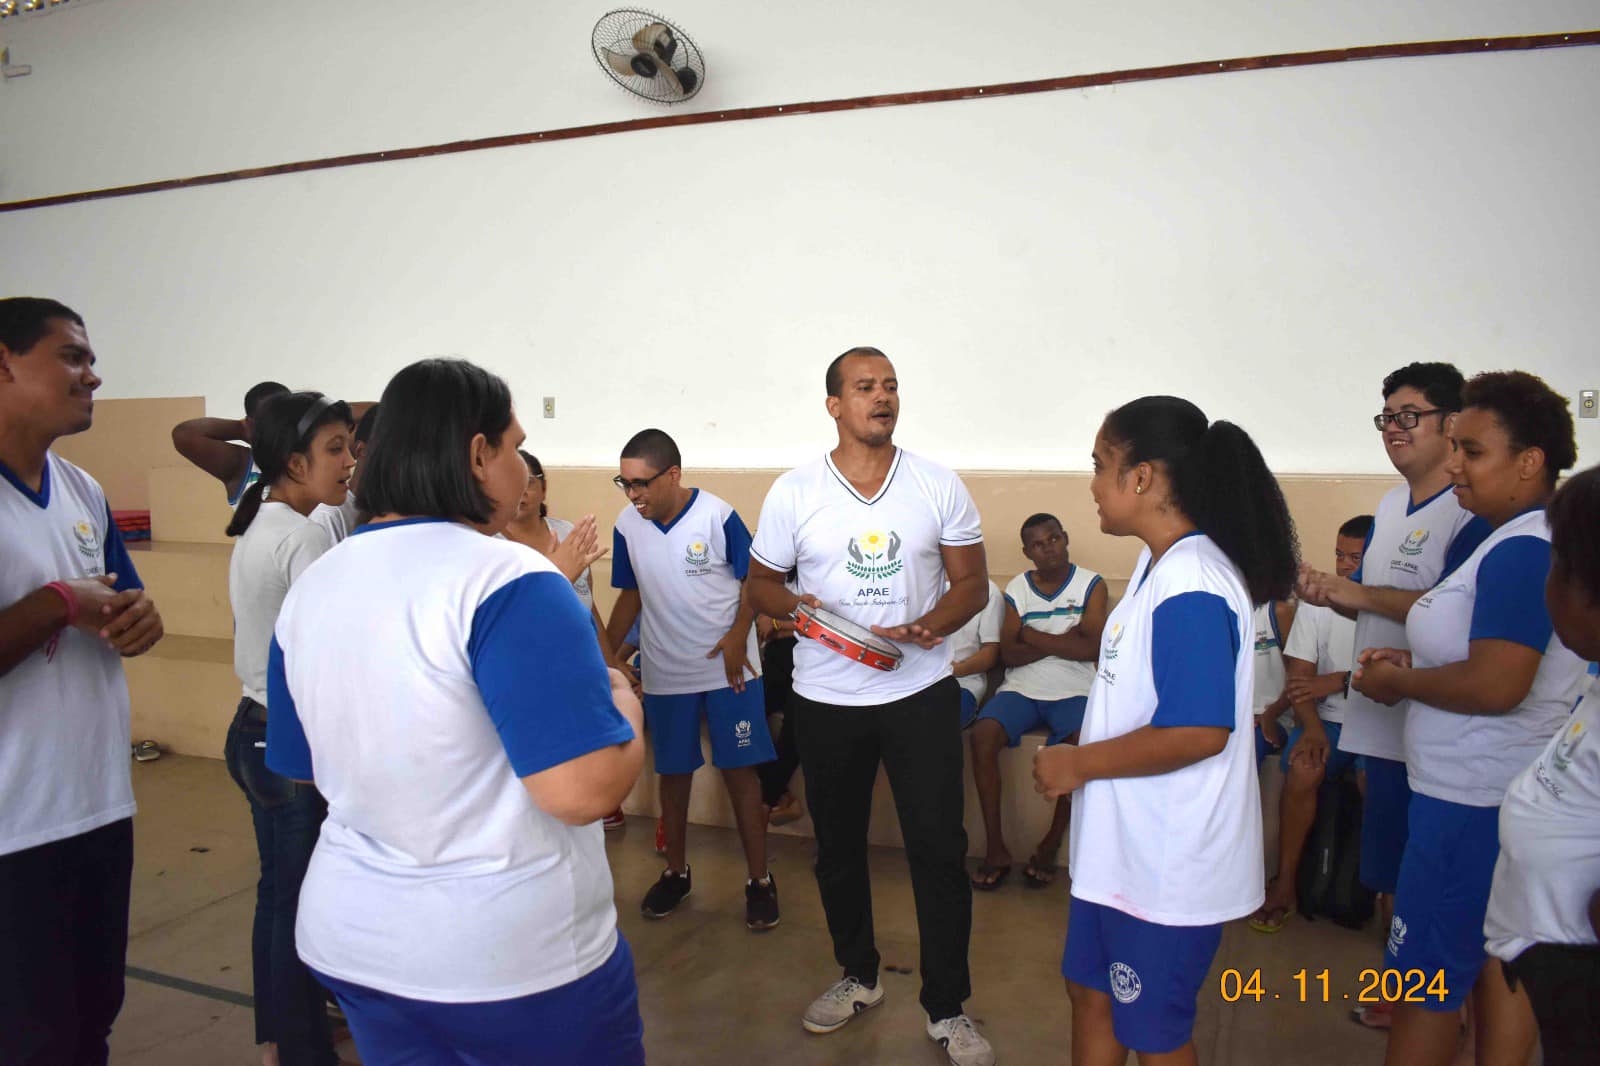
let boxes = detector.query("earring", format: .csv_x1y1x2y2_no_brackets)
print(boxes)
1135,485,1144,495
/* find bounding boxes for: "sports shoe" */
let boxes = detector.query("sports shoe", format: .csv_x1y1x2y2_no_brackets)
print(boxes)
926,1014,995,1066
802,976,884,1034
640,866,691,918
602,809,626,831
654,817,667,855
745,872,780,931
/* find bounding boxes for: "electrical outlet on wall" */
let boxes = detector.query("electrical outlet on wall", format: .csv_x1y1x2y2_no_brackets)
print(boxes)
542,396,556,419
1580,389,1597,419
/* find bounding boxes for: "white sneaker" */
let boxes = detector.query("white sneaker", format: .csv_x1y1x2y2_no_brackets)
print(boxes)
927,1013,996,1066
802,977,884,1033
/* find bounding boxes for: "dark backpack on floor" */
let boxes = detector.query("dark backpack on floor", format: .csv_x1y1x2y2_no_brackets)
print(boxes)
1296,774,1376,930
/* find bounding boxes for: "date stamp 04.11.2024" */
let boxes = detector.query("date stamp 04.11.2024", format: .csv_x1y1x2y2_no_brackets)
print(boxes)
1218,968,1449,1005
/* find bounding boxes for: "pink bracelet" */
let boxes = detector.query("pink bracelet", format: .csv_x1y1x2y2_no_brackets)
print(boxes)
44,581,79,627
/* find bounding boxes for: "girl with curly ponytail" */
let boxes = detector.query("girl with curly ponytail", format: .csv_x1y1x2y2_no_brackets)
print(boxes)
1034,395,1299,1062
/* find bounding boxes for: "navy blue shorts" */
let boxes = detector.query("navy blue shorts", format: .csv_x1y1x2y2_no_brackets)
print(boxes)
959,687,979,729
1360,755,1412,893
977,692,1087,747
1062,896,1224,1054
1384,794,1501,1011
313,935,644,1066
643,680,775,774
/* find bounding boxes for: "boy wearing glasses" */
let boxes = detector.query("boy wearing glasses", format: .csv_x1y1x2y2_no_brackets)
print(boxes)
603,428,778,931
1298,362,1489,1024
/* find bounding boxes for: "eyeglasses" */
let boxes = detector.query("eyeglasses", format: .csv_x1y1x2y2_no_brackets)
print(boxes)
1373,409,1448,431
613,469,670,493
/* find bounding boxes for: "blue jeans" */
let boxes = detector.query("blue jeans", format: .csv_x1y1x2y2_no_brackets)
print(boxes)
224,698,337,1066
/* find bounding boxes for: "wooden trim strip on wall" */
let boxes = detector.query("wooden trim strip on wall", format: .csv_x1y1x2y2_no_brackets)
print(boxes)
3,30,1597,215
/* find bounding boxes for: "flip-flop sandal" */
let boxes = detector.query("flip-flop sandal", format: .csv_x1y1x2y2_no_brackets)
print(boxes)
970,864,1011,891
1246,905,1295,933
1023,856,1056,888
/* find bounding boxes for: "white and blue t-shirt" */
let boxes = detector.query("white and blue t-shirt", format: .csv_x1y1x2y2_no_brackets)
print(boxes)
1485,677,1600,961
950,579,1004,704
265,519,635,1002
1404,508,1588,807
750,448,985,706
1068,533,1263,926
1251,602,1288,717
1339,483,1488,762
611,489,759,696
999,565,1102,701
1281,602,1356,724
1,454,142,856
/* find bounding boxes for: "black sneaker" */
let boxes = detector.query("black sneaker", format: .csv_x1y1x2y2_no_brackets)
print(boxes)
641,866,692,918
746,871,780,931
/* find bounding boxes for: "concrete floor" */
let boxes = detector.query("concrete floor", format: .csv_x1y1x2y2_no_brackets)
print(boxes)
113,755,1397,1065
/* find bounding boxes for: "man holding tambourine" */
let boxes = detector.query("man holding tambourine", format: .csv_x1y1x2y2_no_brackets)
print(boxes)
747,347,996,1066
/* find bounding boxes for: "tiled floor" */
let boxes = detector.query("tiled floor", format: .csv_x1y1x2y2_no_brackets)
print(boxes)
114,755,1402,1064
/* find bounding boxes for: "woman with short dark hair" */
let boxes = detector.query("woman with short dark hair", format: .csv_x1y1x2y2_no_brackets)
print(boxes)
1353,370,1587,1066
265,359,646,1064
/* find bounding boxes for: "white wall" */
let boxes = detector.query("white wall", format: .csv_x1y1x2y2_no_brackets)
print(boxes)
3,0,1597,473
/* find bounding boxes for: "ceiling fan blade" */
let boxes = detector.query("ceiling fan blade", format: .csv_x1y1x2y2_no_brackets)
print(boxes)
656,62,685,96
632,23,674,60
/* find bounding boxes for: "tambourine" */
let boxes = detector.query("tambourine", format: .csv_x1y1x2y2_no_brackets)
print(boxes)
793,603,904,672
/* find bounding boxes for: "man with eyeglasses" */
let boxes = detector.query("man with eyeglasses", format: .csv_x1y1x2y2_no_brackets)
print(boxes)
1298,361,1489,1028
602,428,778,932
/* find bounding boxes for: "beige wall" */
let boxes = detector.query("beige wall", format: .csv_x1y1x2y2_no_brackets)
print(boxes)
61,403,1395,748
52,396,205,511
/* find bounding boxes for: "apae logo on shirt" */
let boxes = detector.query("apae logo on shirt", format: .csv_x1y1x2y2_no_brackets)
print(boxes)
734,719,753,748
1397,528,1430,557
1552,719,1588,774
1109,962,1142,1004
1102,623,1127,661
1253,632,1279,653
684,540,711,567
1387,915,1408,955
845,530,903,581
71,517,100,559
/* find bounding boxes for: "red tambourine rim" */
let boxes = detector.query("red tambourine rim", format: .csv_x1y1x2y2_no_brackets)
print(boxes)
793,603,903,671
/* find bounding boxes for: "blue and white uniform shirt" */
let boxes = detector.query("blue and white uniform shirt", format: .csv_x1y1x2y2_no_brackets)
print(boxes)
751,448,984,706
1404,508,1588,807
999,565,1102,701
0,453,142,856
611,489,759,696
1068,533,1263,926
266,519,635,1003
1339,483,1487,762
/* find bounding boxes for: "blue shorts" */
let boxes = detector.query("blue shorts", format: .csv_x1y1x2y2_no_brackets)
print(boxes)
959,688,979,729
313,935,644,1066
643,681,775,775
1384,794,1501,1012
1280,719,1359,779
1254,722,1285,767
977,692,1087,747
1360,755,1412,893
1062,896,1224,1054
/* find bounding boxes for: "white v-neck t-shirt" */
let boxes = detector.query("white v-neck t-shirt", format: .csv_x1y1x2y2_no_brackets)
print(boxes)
751,448,983,706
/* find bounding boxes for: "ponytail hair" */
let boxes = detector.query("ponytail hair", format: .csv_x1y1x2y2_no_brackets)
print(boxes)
1102,395,1299,604
226,391,354,537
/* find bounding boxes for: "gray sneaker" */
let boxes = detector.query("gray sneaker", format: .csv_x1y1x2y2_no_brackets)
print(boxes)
926,1013,995,1066
802,977,884,1034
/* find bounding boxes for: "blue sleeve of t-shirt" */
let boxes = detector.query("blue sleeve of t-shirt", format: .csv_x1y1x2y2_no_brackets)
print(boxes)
610,526,637,590
1443,515,1494,581
1150,591,1240,730
1468,536,1554,652
469,571,636,777
1350,524,1376,585
724,511,753,581
102,502,142,592
264,635,315,781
